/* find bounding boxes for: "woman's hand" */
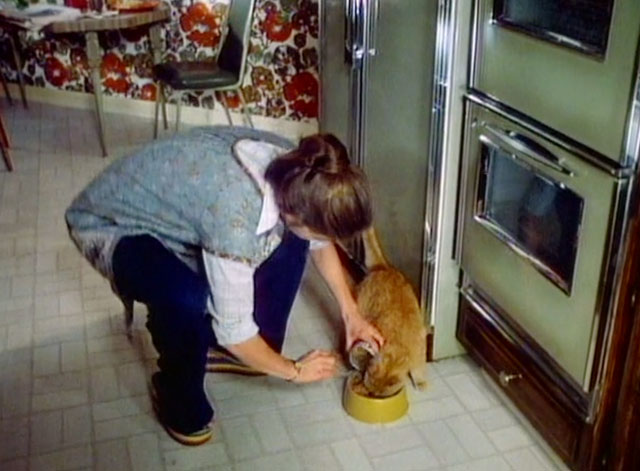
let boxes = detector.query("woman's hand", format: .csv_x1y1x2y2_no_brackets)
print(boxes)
309,244,384,353
342,304,384,352
290,349,339,383
227,336,338,382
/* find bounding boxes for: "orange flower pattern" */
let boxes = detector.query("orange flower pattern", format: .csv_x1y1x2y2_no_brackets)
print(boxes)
0,0,319,120
101,52,131,94
179,2,223,48
44,56,70,88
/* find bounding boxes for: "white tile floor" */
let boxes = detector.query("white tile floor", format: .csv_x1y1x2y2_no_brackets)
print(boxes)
0,100,568,470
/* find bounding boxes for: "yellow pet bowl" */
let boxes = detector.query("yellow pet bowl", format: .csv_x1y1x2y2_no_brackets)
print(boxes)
342,374,409,424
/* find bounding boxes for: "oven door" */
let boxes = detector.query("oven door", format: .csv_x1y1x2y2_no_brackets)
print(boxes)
459,103,620,389
471,0,640,163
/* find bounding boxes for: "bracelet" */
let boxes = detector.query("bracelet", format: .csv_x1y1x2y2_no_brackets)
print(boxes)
286,359,302,382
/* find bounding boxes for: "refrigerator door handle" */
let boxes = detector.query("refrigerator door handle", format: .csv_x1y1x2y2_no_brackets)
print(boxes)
345,0,366,65
368,0,380,56
353,0,367,64
344,0,353,63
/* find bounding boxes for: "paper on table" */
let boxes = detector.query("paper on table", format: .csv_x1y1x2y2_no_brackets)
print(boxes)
0,4,83,30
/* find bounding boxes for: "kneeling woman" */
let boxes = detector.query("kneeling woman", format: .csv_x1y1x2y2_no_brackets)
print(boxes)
65,126,383,445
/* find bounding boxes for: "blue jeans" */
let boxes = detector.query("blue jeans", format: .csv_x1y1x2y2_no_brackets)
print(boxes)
112,231,309,433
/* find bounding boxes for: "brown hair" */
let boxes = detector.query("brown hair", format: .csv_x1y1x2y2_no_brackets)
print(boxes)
265,134,372,240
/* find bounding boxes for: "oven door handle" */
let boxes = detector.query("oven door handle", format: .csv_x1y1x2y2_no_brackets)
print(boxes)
481,123,575,177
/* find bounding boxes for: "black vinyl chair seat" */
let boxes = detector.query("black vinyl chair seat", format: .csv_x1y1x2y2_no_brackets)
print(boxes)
152,0,256,136
153,62,238,90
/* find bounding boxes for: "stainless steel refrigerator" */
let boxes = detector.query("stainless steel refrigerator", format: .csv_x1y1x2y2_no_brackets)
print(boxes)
319,0,438,295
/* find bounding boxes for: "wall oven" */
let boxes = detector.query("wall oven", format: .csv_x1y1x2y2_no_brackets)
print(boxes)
458,100,630,392
457,1,640,465
471,0,640,164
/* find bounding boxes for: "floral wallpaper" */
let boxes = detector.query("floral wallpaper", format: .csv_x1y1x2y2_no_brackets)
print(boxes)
0,0,320,121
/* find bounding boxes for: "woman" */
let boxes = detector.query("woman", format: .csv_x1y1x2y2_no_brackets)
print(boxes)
65,126,383,446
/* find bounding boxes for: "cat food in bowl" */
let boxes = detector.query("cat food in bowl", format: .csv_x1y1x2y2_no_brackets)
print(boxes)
343,373,408,423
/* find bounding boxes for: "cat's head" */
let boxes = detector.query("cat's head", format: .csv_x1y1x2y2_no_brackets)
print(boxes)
363,350,406,398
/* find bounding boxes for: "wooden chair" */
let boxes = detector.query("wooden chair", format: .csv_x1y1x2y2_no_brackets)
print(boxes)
0,105,13,171
152,0,256,136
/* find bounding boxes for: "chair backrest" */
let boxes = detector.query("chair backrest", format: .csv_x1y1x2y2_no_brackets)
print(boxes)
217,0,256,84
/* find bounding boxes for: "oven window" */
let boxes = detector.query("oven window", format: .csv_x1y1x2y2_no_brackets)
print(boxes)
493,0,615,56
478,145,583,294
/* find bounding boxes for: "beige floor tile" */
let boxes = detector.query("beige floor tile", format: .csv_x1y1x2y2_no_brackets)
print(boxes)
0,102,566,471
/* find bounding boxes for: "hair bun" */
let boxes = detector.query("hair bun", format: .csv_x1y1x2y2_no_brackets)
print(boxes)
299,135,324,155
306,153,331,171
298,134,350,177
264,132,372,239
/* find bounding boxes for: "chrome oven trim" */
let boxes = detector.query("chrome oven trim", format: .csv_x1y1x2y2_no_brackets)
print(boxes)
464,0,640,419
491,0,615,58
473,131,583,296
466,93,634,178
622,41,640,169
472,215,574,295
461,99,636,415
423,0,457,316
469,0,640,169
468,0,482,91
481,123,575,176
490,21,603,58
585,175,634,417
454,102,476,266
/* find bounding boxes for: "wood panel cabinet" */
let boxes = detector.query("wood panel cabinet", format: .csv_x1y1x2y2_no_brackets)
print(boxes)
457,289,587,465
606,183,640,471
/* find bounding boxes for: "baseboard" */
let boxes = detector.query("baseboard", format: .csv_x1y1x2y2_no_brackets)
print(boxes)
2,84,318,141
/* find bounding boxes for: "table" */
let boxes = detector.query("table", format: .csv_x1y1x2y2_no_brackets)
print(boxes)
43,4,170,156
0,20,29,109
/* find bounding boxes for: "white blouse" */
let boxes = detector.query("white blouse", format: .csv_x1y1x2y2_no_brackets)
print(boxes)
203,139,328,346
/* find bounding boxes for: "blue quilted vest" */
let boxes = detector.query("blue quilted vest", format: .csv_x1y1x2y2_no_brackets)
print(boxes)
65,126,295,269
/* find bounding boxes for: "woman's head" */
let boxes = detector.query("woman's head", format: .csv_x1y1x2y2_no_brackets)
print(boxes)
265,134,372,240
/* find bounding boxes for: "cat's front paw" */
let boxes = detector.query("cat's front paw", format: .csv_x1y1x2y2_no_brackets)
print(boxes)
409,369,428,391
413,378,428,391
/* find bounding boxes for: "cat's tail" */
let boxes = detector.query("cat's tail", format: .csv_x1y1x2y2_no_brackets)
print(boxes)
363,227,390,269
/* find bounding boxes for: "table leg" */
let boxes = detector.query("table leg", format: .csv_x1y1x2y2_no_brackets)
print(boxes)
160,81,167,130
0,112,10,148
153,86,160,139
148,24,164,65
238,90,253,128
0,111,14,171
7,32,27,109
1,72,13,106
148,24,169,131
0,145,13,172
219,92,233,126
85,31,108,157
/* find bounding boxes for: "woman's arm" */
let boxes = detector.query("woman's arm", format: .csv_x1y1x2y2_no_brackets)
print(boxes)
310,243,384,350
203,251,337,383
227,336,337,383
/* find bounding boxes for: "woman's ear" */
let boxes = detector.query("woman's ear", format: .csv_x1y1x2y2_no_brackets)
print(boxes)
282,212,300,227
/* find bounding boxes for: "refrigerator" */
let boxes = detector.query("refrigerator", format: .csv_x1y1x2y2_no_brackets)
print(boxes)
319,0,438,299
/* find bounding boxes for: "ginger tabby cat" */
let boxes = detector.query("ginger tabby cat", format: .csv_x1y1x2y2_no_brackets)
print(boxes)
350,228,428,397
